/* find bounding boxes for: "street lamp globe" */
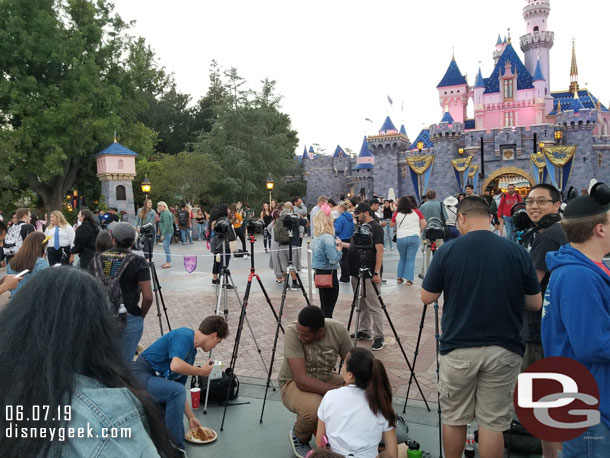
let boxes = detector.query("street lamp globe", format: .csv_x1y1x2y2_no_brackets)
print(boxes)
266,174,274,191
141,176,152,194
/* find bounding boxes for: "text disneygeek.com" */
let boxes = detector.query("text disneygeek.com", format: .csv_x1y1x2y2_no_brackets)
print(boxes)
5,423,132,441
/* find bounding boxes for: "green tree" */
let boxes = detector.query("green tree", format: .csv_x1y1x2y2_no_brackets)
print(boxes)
0,0,161,211
192,66,299,206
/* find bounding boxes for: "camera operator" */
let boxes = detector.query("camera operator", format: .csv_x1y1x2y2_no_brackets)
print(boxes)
132,315,228,456
339,203,386,351
541,183,610,457
279,202,308,291
89,222,153,365
421,196,541,458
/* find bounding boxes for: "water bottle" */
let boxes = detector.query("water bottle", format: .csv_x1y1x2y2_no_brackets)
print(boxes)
406,440,423,458
464,423,476,457
118,304,127,326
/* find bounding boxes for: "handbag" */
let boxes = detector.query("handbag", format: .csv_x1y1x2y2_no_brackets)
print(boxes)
314,269,333,288
392,215,407,243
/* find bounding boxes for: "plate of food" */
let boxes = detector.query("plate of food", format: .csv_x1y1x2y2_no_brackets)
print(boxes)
185,426,217,444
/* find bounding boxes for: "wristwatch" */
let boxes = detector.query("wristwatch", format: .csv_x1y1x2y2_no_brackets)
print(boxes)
374,272,380,276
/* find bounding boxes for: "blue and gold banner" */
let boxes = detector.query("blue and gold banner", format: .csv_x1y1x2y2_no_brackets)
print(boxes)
467,164,479,191
543,146,576,192
530,153,547,185
407,155,434,203
451,156,473,193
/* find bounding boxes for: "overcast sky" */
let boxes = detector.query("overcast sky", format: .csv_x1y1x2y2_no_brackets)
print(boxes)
112,0,610,157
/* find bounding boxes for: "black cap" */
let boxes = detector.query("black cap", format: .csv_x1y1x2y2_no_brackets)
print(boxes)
370,198,381,205
353,203,372,215
564,182,610,219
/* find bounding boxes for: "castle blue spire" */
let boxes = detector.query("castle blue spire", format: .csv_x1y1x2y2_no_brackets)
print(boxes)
533,58,545,81
475,68,485,88
496,34,502,45
353,136,374,170
399,124,407,135
308,146,315,153
333,145,346,157
437,58,467,88
503,36,507,44
301,145,309,160
379,116,397,134
571,93,584,113
441,110,454,123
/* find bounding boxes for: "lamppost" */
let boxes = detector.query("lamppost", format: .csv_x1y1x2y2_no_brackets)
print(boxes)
554,130,563,145
141,175,152,202
265,174,274,206
538,142,545,153
458,147,464,155
417,141,424,154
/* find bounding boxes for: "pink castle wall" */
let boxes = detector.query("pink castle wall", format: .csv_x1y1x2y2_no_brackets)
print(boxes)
96,155,136,175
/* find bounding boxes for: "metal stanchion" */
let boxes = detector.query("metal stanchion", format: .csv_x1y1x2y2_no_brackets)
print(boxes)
307,240,314,304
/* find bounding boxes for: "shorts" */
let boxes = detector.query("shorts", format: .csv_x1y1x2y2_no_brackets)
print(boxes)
438,346,521,432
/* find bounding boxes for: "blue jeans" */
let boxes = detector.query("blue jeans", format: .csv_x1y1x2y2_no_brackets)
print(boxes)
180,228,192,244
146,375,187,449
120,314,143,365
162,234,172,263
563,420,610,457
503,216,516,241
396,235,420,281
383,220,394,250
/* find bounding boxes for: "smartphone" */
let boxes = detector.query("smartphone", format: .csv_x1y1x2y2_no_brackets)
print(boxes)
14,269,30,278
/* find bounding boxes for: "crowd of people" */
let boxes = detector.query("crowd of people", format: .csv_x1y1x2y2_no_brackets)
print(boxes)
0,181,609,458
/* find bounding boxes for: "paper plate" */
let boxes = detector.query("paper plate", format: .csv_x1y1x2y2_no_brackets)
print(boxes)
185,427,217,444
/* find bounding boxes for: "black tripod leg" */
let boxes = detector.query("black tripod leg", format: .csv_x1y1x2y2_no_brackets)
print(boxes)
256,276,284,334
346,276,359,332
403,303,428,413
152,263,171,332
369,281,431,412
293,271,311,306
434,300,443,458
260,272,290,423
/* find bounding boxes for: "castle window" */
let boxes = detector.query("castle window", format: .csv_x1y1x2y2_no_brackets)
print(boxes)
504,111,514,127
118,159,124,169
534,26,539,32
503,79,514,99
116,185,126,201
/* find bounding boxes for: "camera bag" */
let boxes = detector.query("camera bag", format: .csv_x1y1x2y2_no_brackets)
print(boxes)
191,369,239,405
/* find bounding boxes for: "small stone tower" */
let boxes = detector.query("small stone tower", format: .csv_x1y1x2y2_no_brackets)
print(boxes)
95,140,138,214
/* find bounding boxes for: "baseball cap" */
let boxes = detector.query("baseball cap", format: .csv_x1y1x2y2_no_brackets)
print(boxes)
108,222,136,245
353,203,372,215
370,198,381,205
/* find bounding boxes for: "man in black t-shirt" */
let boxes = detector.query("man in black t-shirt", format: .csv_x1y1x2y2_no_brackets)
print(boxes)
342,203,385,351
89,222,153,365
421,196,541,458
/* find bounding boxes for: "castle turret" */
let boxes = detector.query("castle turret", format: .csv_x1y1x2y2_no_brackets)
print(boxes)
520,0,553,97
437,56,468,123
473,68,486,129
569,39,579,95
493,34,507,65
532,57,549,122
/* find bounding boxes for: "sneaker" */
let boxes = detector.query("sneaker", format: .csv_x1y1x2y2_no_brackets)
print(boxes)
224,284,235,290
212,279,219,285
350,331,373,341
291,282,300,291
371,338,385,351
289,429,312,458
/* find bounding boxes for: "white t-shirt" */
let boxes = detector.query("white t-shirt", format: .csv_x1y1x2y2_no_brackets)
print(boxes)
318,385,392,458
393,210,423,239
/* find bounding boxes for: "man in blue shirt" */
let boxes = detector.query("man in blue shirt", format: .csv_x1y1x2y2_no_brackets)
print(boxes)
132,316,229,453
542,184,610,457
421,196,541,458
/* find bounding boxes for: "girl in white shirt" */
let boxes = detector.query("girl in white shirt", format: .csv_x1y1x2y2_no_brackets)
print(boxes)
44,210,75,266
316,347,398,458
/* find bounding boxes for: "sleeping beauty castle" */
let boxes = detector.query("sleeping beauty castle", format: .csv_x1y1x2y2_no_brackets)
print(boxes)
300,0,610,205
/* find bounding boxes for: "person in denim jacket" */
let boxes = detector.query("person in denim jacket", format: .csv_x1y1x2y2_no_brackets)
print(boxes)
311,205,343,318
0,267,174,458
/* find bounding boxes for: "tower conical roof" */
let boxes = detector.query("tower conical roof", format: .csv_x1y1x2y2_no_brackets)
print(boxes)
333,145,346,158
379,116,398,134
94,142,138,157
441,110,454,123
496,34,503,45
533,58,545,81
475,68,485,88
399,124,407,135
571,93,584,113
353,136,374,170
437,58,467,88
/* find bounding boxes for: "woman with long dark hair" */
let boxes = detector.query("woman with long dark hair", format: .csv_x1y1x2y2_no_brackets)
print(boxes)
316,347,398,458
70,209,99,269
6,231,49,295
260,202,273,253
0,267,174,458
390,196,426,286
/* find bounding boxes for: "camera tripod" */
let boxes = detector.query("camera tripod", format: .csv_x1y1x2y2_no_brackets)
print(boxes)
219,234,284,430
346,263,430,412
402,300,443,458
142,231,171,336
418,239,439,279
203,237,272,413
260,229,310,423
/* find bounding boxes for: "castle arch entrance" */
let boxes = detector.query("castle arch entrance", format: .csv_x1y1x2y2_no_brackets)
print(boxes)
482,166,535,199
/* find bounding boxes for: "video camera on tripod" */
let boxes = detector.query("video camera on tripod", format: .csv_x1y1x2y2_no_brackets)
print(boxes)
511,202,536,247
246,218,264,235
280,213,300,231
214,217,237,240
423,217,446,242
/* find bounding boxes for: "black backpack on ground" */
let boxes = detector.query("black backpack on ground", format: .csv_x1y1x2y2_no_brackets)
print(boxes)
190,368,239,405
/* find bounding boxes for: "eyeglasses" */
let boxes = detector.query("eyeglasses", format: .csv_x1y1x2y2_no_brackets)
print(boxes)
524,199,556,207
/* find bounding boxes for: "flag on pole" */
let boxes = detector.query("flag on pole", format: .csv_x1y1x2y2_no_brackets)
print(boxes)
365,118,373,123
387,96,393,106
401,101,404,112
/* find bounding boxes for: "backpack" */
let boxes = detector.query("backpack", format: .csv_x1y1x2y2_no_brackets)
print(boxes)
190,368,239,405
273,218,290,243
178,210,188,227
91,252,135,319
3,224,24,256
